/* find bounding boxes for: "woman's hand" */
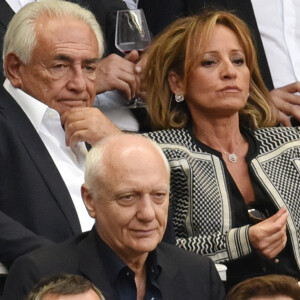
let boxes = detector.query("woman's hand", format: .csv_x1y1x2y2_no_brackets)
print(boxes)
248,206,288,259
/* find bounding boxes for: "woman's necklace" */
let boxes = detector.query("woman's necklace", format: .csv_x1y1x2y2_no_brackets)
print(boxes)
221,136,243,163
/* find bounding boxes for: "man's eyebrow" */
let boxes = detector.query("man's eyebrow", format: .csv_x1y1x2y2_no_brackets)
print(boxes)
83,58,101,64
54,54,73,62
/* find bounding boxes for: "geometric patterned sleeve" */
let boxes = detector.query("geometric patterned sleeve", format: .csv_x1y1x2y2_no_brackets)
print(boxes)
176,225,252,263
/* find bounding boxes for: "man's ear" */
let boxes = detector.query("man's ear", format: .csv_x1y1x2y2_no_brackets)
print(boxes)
167,71,184,95
81,184,96,219
4,53,23,88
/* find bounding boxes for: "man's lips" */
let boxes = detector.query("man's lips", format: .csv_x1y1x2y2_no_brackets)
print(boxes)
130,229,157,237
59,99,86,106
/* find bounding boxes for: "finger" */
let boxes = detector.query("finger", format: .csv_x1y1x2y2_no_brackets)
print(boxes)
60,107,87,125
261,233,287,259
263,222,287,245
61,108,90,146
271,91,300,122
67,128,88,148
249,208,288,248
60,109,72,128
251,223,287,259
104,66,138,99
116,77,137,100
277,81,300,94
276,111,292,127
124,50,140,63
261,206,287,223
272,92,296,107
274,95,300,117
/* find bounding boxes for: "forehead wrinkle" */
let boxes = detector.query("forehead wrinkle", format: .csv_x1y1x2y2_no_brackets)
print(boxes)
35,16,99,55
53,55,100,65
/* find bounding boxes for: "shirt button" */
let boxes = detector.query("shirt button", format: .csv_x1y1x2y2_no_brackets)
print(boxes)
126,271,130,276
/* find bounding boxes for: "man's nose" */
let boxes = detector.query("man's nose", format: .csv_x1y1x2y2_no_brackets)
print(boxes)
136,195,156,222
67,66,87,92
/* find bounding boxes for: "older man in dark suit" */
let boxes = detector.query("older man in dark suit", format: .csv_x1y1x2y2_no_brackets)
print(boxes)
0,0,120,277
3,134,225,300
0,0,146,133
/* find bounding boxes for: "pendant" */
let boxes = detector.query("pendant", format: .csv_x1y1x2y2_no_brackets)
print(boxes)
228,153,237,163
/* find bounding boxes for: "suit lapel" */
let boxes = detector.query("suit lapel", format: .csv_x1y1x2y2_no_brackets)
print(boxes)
79,231,117,300
0,87,81,234
156,244,193,298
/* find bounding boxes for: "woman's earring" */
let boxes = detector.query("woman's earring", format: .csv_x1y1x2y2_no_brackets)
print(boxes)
175,94,184,103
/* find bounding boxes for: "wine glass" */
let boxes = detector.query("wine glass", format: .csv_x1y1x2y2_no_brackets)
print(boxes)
115,9,151,108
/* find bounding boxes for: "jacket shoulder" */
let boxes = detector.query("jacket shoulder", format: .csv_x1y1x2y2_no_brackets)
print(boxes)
9,233,87,275
254,127,300,154
144,128,202,153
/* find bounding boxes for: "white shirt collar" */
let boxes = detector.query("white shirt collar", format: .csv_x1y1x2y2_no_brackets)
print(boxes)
3,79,57,132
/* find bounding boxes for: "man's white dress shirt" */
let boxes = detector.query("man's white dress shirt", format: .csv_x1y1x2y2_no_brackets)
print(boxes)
4,79,94,232
251,0,300,88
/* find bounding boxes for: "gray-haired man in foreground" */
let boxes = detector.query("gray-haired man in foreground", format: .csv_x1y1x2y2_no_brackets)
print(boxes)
4,134,225,300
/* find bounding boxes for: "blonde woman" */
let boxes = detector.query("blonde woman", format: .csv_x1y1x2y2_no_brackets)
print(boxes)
144,10,300,289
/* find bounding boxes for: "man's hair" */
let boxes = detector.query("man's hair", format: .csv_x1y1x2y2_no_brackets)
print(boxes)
26,273,105,300
3,0,104,69
226,275,300,300
84,133,170,196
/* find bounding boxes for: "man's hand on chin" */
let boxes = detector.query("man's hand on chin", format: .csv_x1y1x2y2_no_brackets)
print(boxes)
61,107,121,148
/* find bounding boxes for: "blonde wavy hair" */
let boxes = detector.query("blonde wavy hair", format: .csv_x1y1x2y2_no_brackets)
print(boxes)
143,10,277,130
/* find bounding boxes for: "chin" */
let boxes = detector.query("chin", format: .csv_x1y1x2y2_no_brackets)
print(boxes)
132,238,160,253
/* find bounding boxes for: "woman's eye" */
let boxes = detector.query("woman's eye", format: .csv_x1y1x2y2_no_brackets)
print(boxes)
233,58,245,65
201,60,216,67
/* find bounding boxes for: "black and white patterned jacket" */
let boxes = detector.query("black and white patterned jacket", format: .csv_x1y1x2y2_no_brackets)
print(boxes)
145,127,300,270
